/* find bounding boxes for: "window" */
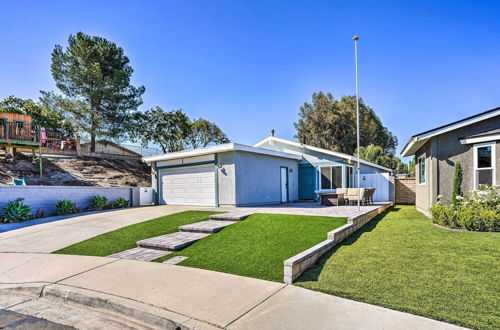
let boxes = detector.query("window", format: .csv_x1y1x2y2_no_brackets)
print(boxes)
346,165,354,188
418,154,426,184
320,166,342,190
474,143,496,189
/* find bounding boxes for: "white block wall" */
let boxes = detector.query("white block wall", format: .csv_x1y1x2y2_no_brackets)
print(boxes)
0,186,141,216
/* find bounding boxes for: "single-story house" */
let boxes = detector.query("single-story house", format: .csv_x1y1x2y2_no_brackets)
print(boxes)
401,107,500,216
143,136,392,207
80,139,142,158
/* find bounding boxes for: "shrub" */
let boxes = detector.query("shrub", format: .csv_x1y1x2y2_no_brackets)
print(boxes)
56,200,79,216
451,161,462,204
1,200,32,223
90,195,108,211
430,185,499,231
34,209,46,219
113,197,129,209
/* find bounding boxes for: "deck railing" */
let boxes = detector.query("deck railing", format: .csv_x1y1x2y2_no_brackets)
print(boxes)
0,122,41,143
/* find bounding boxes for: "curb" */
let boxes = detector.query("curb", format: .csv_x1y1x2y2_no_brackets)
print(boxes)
0,283,219,330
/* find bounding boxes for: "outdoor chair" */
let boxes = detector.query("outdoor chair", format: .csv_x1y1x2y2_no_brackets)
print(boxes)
336,188,348,204
366,188,376,205
347,188,364,205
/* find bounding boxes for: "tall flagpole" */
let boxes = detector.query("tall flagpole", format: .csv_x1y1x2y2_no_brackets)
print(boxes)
353,35,361,211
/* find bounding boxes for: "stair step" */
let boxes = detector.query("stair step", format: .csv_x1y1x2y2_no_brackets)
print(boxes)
137,232,210,251
107,247,171,261
208,213,251,221
179,220,237,234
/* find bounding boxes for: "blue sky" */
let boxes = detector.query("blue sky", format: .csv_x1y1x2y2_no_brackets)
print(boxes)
0,0,499,158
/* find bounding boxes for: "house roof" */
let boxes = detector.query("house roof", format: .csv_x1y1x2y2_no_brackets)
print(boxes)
253,136,392,172
460,127,500,145
401,107,500,157
142,142,302,163
81,139,142,157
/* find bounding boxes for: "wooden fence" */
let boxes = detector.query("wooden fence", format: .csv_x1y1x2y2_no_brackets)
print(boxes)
395,178,416,204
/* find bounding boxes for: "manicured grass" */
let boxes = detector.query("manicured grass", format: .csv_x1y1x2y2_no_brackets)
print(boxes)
154,213,346,282
53,211,218,256
296,205,500,330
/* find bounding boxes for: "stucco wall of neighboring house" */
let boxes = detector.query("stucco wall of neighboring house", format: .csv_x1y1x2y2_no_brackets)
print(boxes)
415,141,432,216
233,151,299,205
434,117,500,201
413,116,500,216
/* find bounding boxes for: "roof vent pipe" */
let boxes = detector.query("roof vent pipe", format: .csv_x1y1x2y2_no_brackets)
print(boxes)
271,129,275,136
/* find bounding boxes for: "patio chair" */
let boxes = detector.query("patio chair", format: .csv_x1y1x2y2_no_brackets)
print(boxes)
347,188,364,205
366,188,376,205
336,188,348,204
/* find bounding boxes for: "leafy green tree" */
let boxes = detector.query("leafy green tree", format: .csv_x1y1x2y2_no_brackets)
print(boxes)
186,118,229,149
0,94,75,136
295,92,398,156
356,144,408,174
51,32,145,151
131,107,191,153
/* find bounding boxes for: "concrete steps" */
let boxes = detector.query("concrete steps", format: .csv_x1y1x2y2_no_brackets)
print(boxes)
108,247,171,261
179,220,237,234
208,213,251,221
137,232,210,251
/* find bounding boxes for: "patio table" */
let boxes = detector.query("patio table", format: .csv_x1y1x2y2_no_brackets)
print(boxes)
319,193,344,206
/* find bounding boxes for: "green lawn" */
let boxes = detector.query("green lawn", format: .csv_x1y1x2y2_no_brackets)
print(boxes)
53,211,218,256
296,205,500,330
154,213,346,282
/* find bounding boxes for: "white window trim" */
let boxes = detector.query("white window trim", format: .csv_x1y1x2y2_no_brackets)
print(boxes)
318,165,343,190
473,142,496,190
417,153,426,185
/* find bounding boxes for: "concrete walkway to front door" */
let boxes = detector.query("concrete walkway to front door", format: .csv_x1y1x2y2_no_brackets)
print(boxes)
0,205,209,253
0,253,463,330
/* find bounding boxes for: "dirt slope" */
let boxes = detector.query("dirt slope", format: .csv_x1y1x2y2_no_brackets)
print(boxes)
0,152,151,187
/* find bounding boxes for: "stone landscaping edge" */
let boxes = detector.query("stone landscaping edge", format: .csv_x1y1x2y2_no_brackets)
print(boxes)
283,202,394,284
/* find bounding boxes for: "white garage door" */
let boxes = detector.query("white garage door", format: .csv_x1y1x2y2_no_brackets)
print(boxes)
160,166,215,206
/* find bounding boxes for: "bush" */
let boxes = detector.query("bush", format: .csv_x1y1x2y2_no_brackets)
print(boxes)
56,200,79,216
113,197,129,209
451,161,462,204
90,195,108,211
1,200,32,223
430,185,500,231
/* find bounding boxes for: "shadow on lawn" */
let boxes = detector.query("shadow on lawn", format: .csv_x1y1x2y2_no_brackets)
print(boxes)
295,207,394,283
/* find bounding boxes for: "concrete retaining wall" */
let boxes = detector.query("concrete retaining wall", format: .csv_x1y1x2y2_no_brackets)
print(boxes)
283,202,393,284
0,186,140,216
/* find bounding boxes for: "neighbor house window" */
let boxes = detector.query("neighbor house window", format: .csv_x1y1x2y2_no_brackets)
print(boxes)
320,166,342,190
418,154,426,184
474,143,496,189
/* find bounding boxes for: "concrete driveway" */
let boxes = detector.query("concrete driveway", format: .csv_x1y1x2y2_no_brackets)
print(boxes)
0,205,208,253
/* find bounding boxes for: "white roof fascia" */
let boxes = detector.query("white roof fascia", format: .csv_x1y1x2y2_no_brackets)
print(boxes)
402,110,500,156
460,134,500,145
254,136,392,172
142,143,301,163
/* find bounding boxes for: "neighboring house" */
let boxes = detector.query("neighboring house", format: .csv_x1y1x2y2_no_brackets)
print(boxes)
401,107,500,216
80,140,142,158
143,136,392,207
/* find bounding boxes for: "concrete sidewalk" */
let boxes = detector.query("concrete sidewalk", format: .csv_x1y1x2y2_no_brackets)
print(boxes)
0,205,206,253
0,253,463,330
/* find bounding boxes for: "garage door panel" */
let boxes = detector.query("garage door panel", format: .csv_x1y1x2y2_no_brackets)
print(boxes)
160,166,215,206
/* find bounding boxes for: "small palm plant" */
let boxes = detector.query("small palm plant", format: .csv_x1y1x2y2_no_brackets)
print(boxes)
90,195,108,211
113,197,129,209
1,200,32,223
56,200,78,215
